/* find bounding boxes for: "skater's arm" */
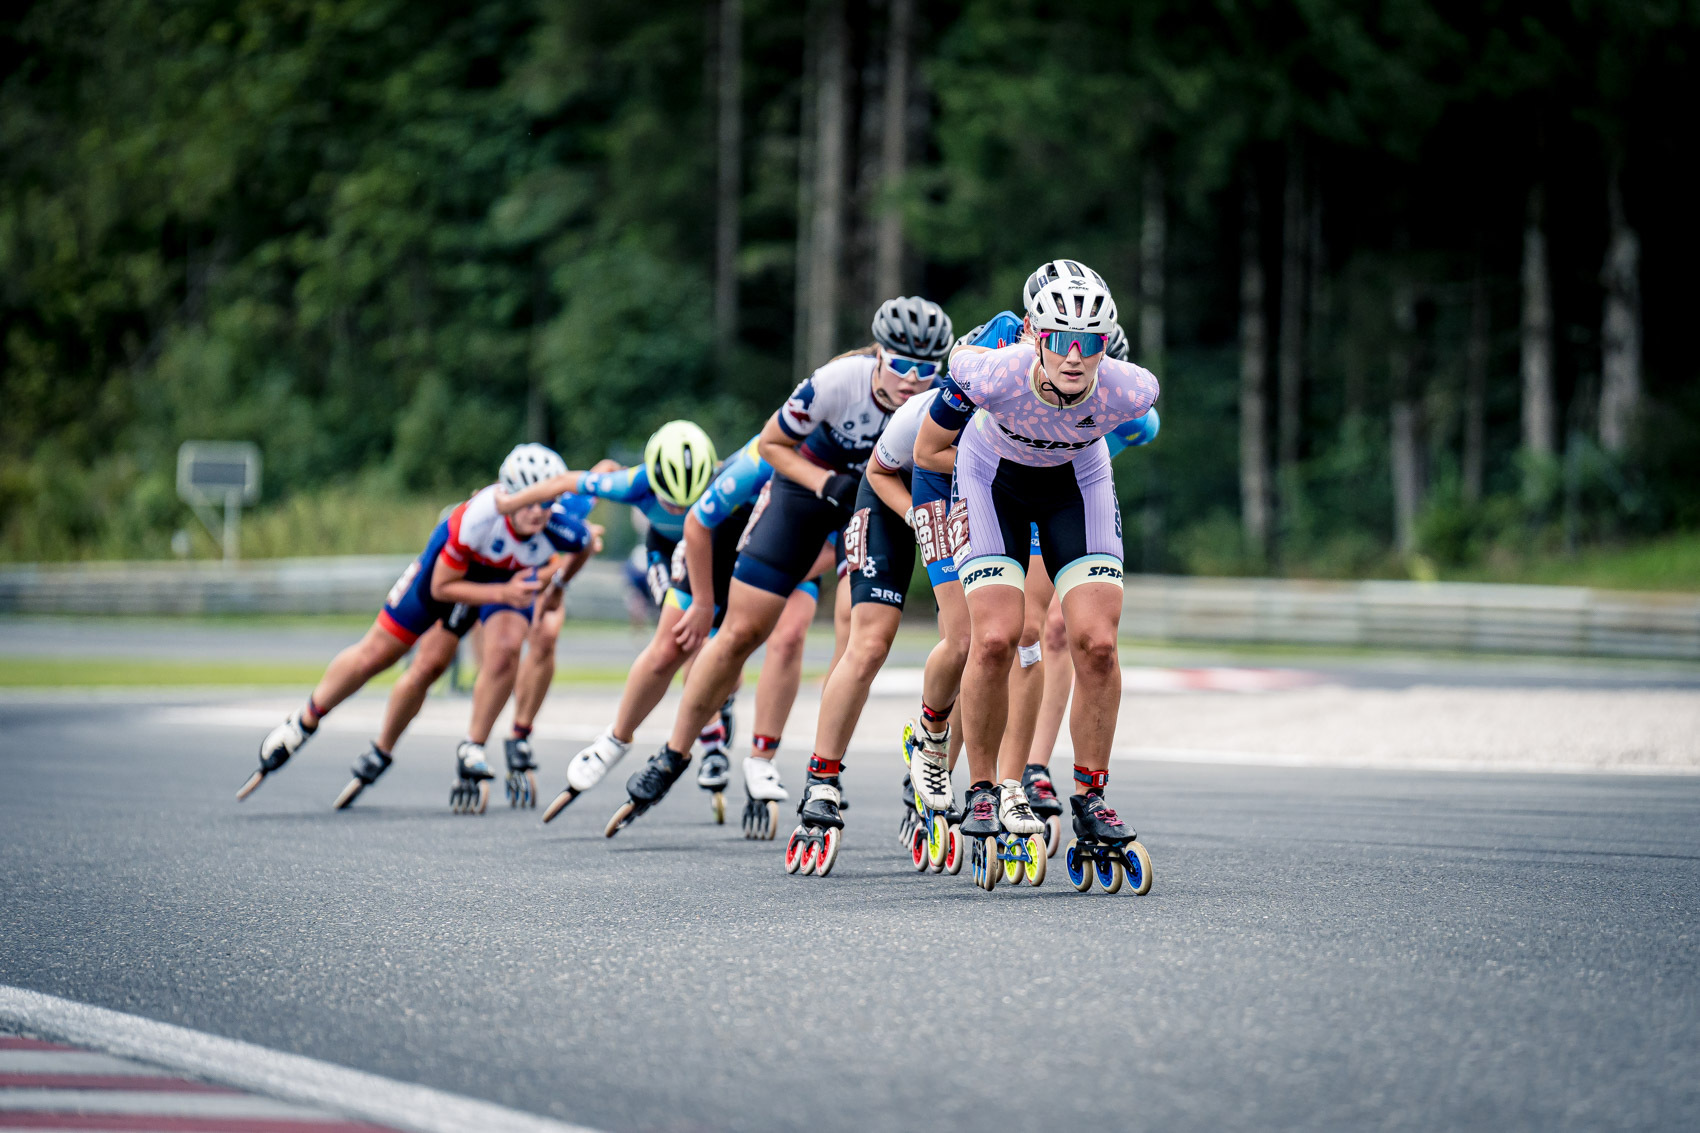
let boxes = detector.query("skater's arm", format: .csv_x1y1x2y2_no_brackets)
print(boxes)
913,415,959,477
756,415,831,496
497,470,585,514
865,459,911,519
430,559,542,609
672,513,716,652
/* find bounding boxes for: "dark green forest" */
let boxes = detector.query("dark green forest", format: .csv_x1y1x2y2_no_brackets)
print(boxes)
4,0,1697,580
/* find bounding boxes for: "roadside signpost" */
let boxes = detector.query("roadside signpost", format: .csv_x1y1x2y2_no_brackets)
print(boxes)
177,441,261,562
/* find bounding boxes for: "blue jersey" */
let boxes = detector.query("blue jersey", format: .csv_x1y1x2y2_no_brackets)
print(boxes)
575,465,686,541
1105,408,1160,457
691,435,771,530
544,497,595,554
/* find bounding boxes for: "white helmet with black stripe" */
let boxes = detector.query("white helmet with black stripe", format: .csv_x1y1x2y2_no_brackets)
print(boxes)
499,443,567,495
1023,259,1118,334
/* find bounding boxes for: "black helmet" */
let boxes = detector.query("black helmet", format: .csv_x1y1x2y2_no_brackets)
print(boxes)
871,296,954,361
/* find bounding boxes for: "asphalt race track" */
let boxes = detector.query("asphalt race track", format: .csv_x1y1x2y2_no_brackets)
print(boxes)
2,683,1697,1133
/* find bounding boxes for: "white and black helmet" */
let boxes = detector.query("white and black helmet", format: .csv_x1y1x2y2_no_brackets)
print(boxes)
499,443,567,495
871,296,954,361
1105,323,1129,362
1023,259,1118,334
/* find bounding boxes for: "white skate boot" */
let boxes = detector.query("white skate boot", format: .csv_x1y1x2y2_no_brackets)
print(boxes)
541,727,631,823
997,778,1045,836
237,709,314,801
741,756,787,840
909,722,954,813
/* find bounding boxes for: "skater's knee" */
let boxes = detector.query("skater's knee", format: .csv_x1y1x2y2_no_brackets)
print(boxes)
1043,611,1069,654
1072,629,1118,674
766,625,806,667
846,635,892,678
971,630,1020,667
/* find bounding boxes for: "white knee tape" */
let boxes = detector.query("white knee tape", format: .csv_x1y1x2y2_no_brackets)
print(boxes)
1018,642,1042,668
1054,553,1124,600
959,555,1025,595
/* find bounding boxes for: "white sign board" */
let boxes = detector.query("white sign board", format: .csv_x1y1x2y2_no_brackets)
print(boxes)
177,441,261,506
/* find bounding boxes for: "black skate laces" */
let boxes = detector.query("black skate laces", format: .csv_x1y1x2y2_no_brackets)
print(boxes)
914,753,951,796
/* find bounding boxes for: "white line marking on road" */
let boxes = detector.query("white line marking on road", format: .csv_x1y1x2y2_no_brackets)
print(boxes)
1110,746,1700,775
0,986,604,1133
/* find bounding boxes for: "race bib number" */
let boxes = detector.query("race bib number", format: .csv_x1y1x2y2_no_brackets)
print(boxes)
736,480,774,553
843,507,871,574
911,498,954,566
386,561,420,608
945,499,971,559
647,557,672,605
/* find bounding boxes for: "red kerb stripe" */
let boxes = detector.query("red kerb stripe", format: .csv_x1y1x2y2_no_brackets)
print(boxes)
0,1073,236,1092
0,1038,75,1051
0,1113,392,1131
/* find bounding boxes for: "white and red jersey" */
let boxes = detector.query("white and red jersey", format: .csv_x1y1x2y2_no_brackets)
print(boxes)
437,485,557,575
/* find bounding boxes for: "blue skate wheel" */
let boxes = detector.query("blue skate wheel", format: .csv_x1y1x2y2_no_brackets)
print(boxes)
1124,839,1154,896
1097,854,1124,895
1066,839,1092,892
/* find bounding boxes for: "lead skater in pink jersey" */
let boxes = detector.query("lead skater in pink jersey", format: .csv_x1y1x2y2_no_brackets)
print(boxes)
913,259,1156,893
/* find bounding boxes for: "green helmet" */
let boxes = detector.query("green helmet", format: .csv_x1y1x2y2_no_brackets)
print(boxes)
644,421,717,508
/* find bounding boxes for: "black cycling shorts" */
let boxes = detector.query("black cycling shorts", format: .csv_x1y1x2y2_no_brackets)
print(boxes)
845,473,915,609
733,473,851,597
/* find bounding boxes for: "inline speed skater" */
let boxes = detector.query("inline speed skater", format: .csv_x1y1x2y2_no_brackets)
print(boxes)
533,433,832,829
995,320,1159,852
241,444,565,809
915,259,1158,891
610,296,949,846
789,303,953,876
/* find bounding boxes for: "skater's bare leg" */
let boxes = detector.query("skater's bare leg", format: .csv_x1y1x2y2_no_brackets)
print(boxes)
1028,595,1073,767
665,581,787,755
824,576,851,684
512,589,566,735
374,624,459,752
751,587,820,748
1061,582,1123,789
466,610,529,745
960,582,1025,786
305,623,414,727
811,600,900,761
998,555,1053,781
612,604,696,742
921,580,970,719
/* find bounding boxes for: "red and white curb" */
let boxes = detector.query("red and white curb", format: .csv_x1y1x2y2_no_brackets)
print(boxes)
0,988,598,1133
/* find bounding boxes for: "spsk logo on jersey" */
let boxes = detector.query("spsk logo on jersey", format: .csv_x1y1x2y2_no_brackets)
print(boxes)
995,421,1095,451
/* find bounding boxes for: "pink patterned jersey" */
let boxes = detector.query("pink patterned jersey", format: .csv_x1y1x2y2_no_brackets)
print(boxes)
944,345,1159,468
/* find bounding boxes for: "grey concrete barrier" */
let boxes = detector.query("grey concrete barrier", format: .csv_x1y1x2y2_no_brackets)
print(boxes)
0,557,633,622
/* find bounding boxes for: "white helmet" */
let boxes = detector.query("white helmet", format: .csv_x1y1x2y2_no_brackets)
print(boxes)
500,443,567,495
1023,259,1118,334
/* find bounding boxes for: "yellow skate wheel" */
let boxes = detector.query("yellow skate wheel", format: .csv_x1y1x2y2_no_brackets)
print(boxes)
1024,835,1047,887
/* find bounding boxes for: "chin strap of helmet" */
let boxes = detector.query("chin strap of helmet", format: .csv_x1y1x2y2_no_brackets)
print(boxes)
872,379,901,413
1038,377,1089,407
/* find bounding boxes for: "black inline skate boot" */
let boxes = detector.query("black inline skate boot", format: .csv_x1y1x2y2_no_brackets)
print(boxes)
961,781,1004,891
898,772,921,849
1021,763,1064,856
603,745,690,837
504,737,538,808
450,741,495,814
1064,785,1153,896
695,739,732,826
332,742,392,810
237,709,316,801
785,757,844,877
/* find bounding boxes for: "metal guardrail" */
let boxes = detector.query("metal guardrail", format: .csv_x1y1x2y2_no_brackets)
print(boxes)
2,559,1697,659
0,557,633,622
1121,576,1700,660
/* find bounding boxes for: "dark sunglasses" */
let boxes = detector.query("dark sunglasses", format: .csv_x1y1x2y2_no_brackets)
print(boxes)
1039,330,1107,358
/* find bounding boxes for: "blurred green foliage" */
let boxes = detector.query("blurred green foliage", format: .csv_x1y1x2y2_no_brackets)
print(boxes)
2,0,1696,585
